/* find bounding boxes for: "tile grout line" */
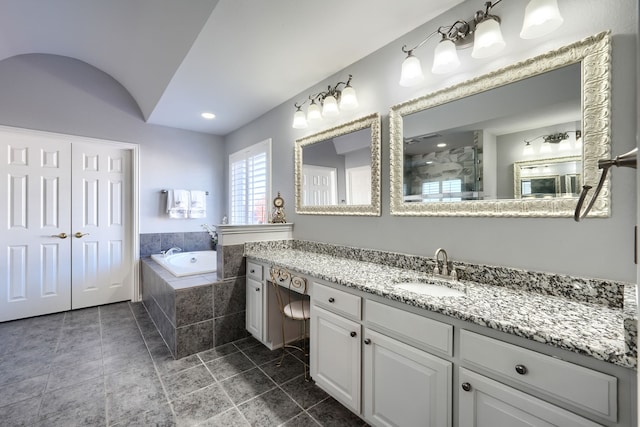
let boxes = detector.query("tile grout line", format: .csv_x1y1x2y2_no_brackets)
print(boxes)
198,349,254,426
234,343,312,426
127,302,179,423
98,306,110,427
34,312,66,423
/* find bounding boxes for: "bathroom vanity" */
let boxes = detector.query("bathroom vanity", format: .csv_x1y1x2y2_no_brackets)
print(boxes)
244,240,636,427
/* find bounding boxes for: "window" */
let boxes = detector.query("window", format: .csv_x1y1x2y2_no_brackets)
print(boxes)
422,179,462,202
229,139,271,224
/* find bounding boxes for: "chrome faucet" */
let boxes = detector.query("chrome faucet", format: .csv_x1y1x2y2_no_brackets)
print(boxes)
434,248,458,280
162,247,182,257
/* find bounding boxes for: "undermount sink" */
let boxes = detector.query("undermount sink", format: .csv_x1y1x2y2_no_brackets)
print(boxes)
395,281,466,297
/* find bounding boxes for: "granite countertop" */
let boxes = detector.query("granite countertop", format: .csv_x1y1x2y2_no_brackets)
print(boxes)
245,246,637,369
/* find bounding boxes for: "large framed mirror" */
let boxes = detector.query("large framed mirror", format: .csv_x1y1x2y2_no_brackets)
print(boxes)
390,31,611,217
295,113,381,215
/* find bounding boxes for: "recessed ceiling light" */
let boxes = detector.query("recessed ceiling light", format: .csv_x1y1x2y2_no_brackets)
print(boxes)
436,142,447,148
201,112,216,119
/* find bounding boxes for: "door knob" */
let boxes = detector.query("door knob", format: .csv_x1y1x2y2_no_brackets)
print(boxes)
51,232,68,239
74,232,90,238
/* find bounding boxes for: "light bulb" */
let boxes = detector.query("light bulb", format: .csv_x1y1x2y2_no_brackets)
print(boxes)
399,52,424,87
520,0,564,39
307,101,322,122
339,85,358,111
471,17,506,59
432,39,460,74
292,108,307,129
322,95,339,117
523,142,534,156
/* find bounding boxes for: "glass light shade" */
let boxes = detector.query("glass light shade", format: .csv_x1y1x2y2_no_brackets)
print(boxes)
558,138,571,151
322,95,339,117
307,101,322,122
523,142,534,156
471,17,506,59
292,109,308,129
399,53,424,87
339,86,358,111
432,39,460,74
520,0,564,39
539,142,552,154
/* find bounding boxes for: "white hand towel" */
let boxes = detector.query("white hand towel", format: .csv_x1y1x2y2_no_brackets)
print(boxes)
189,190,207,218
167,189,190,219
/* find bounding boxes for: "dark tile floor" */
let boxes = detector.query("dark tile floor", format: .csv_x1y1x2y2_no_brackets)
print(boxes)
0,302,367,427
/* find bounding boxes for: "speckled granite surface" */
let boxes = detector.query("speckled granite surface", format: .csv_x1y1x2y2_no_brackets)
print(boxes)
245,240,637,369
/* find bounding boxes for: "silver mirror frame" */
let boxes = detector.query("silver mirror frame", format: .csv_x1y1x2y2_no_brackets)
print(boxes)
390,31,611,217
513,155,581,199
295,113,381,216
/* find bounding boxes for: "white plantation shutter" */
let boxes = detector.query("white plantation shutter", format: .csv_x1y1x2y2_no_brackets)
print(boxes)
229,139,271,224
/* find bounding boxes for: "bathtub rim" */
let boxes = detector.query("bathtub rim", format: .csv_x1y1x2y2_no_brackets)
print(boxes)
150,250,217,278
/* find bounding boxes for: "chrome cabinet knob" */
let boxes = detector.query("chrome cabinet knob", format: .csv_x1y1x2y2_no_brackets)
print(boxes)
515,364,528,375
350,331,357,338
364,338,371,345
250,269,255,273
328,297,335,303
255,287,260,292
461,382,472,392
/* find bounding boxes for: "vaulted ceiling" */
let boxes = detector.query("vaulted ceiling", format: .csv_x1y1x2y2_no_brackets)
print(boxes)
0,0,464,135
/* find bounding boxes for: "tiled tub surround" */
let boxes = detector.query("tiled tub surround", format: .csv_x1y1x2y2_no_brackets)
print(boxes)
140,231,214,257
141,258,247,358
245,240,637,369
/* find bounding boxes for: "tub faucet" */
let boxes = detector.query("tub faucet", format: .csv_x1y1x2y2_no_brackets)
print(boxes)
163,247,182,257
434,248,458,280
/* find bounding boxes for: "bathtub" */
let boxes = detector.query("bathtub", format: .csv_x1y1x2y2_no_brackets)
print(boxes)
150,250,217,277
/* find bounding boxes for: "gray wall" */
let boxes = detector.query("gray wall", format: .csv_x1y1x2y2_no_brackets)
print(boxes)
224,0,638,282
0,54,226,233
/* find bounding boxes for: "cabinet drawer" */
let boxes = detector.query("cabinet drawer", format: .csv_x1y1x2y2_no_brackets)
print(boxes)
365,300,453,356
460,330,617,422
312,282,361,320
246,261,263,281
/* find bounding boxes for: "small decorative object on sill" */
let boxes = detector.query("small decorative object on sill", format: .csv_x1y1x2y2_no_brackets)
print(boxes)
270,192,287,223
201,224,218,249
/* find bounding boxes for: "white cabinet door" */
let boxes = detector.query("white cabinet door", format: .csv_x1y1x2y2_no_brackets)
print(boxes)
246,277,263,340
71,142,132,308
459,368,600,427
0,134,72,321
363,329,452,427
310,305,361,413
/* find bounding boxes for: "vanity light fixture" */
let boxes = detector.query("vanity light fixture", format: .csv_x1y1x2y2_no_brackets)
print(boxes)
399,0,563,87
522,130,582,154
291,75,358,129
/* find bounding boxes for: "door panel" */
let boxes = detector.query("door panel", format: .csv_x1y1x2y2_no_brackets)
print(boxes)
71,142,131,308
0,132,72,321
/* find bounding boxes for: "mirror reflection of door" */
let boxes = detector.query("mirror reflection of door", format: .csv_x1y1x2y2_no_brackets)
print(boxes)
302,165,337,206
346,166,371,204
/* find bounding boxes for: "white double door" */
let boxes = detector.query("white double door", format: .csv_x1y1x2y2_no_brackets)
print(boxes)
0,127,134,322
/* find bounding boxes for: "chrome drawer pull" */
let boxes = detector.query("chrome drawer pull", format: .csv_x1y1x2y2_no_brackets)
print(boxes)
328,297,335,303
461,382,472,392
350,331,357,338
364,338,371,345
515,364,528,375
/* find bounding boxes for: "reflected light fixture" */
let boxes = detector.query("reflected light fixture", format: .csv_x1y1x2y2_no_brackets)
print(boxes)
201,112,216,119
399,0,563,87
292,75,358,129
523,130,581,154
